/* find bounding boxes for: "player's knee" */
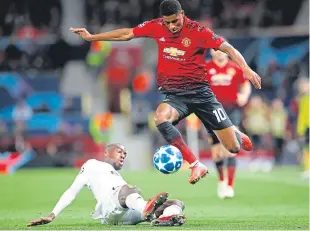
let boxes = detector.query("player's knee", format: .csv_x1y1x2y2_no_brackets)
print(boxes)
165,199,185,210
171,199,185,211
225,143,241,153
124,185,141,195
118,185,141,208
154,107,172,125
212,153,223,162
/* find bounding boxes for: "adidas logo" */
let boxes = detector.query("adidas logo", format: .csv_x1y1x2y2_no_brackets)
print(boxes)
159,37,165,42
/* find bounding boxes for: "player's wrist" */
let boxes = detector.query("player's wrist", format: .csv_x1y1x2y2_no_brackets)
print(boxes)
241,65,251,72
49,213,56,219
85,34,94,41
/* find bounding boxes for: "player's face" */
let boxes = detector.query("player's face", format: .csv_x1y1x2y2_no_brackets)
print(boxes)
211,49,228,62
163,11,184,34
109,147,127,170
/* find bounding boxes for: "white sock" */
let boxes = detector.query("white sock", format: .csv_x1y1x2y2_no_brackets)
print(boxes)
160,205,183,218
190,160,199,168
125,193,147,214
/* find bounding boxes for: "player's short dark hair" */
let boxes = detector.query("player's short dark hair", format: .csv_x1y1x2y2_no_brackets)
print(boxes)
105,143,126,153
160,0,182,16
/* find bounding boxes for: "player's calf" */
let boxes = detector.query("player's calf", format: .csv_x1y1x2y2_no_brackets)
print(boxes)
214,126,254,153
214,127,241,153
119,185,168,221
234,128,253,151
154,199,185,218
118,184,142,208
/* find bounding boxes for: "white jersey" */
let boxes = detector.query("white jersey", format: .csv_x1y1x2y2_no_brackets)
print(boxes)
51,159,128,221
81,159,127,202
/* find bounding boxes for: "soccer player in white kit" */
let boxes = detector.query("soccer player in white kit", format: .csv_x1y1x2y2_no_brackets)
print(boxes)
27,143,186,227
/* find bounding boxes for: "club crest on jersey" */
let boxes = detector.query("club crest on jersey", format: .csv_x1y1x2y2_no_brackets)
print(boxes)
182,37,191,47
227,68,236,76
209,68,216,75
163,47,185,57
138,21,147,28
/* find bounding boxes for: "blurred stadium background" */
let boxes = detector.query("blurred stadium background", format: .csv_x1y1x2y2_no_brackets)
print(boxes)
0,0,309,229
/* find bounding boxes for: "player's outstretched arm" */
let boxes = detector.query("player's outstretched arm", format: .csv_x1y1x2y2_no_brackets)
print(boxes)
70,27,134,42
27,168,87,227
219,42,261,89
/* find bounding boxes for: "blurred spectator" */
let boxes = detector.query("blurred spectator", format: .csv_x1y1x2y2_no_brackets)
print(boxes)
261,60,283,100
0,44,23,71
243,95,270,147
270,98,288,165
131,99,152,134
12,100,33,123
212,0,257,29
27,0,62,32
84,0,303,29
71,124,84,154
296,78,309,178
45,38,71,70
57,122,72,136
283,60,301,104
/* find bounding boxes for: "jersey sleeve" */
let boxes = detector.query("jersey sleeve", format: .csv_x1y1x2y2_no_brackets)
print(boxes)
133,21,157,38
199,28,225,49
51,162,90,216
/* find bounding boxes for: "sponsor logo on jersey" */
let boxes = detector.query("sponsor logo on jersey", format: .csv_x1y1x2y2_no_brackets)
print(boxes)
159,37,165,42
211,74,233,86
163,47,185,57
182,37,191,47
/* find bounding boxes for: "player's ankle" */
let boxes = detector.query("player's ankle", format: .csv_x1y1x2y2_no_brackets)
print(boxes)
189,160,199,168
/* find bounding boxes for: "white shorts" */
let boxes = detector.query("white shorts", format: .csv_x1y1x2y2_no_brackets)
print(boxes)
93,185,142,225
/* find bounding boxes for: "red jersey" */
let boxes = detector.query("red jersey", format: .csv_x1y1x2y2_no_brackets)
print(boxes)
205,60,248,107
133,17,225,91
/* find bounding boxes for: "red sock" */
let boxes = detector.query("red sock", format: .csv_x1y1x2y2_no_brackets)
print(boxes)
218,167,224,181
170,135,197,164
215,160,225,181
227,166,236,187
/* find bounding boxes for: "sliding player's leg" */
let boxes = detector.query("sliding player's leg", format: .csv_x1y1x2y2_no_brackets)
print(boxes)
154,95,208,184
117,184,168,223
151,199,186,226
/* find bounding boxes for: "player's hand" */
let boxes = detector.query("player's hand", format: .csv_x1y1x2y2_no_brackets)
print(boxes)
27,214,55,227
70,27,92,41
243,68,261,89
236,93,249,107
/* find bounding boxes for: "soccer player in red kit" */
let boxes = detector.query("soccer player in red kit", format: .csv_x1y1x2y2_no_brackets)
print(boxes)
70,0,261,185
205,49,251,198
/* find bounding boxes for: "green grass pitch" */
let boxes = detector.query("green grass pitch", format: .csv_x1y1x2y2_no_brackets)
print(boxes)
0,167,308,230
